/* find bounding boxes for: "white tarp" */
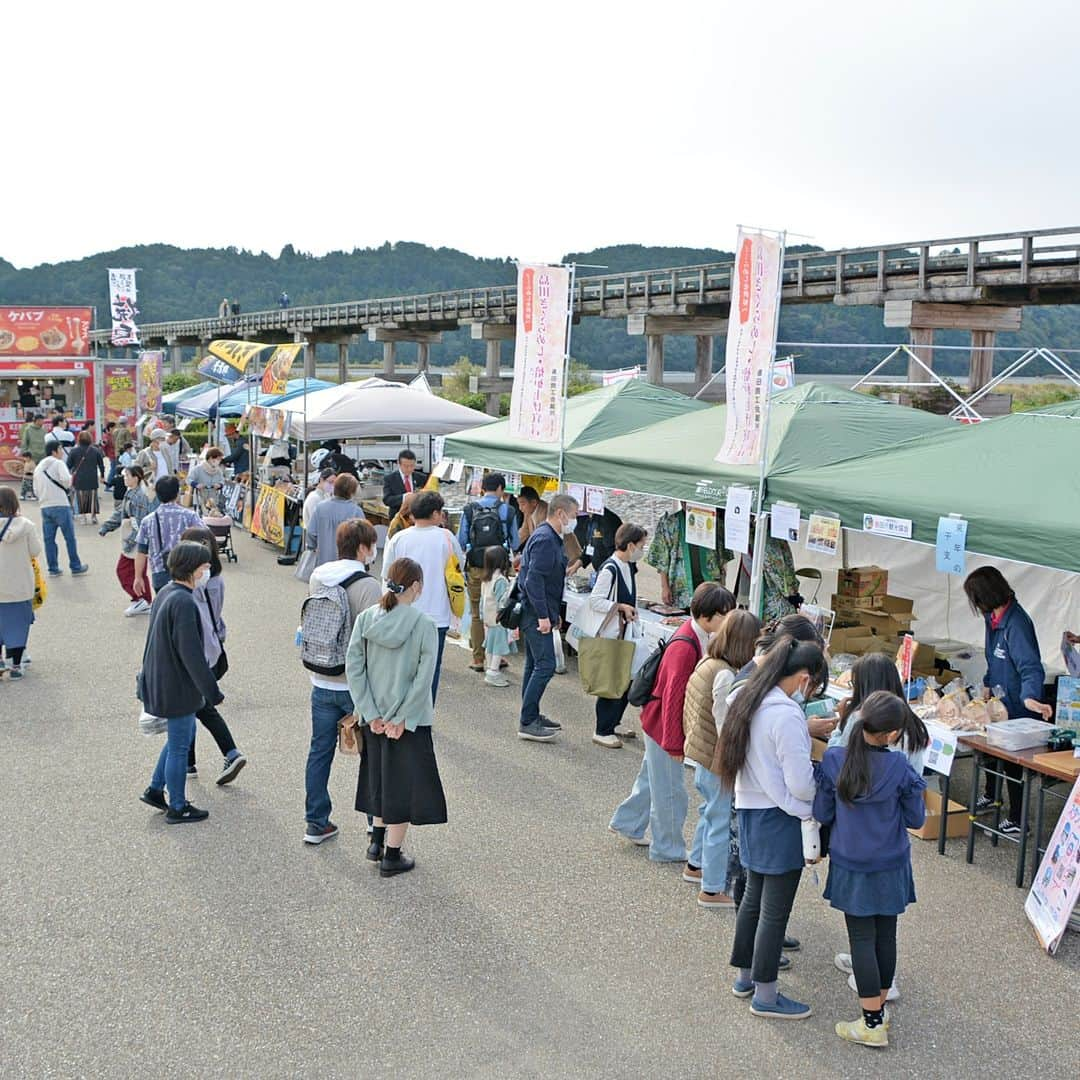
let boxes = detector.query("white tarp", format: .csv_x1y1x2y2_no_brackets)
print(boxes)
261,377,492,441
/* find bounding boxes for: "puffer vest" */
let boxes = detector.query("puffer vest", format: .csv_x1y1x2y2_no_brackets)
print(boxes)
682,657,735,773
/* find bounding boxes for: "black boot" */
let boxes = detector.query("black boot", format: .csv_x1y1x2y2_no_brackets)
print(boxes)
366,826,386,862
380,845,415,877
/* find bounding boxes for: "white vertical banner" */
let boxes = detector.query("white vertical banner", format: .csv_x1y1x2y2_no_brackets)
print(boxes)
508,262,571,442
107,268,140,346
715,230,785,465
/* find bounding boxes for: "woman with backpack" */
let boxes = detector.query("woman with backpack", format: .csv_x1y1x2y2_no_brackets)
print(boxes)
302,518,381,846
100,464,156,616
718,637,828,1020
347,557,445,877
609,583,733,862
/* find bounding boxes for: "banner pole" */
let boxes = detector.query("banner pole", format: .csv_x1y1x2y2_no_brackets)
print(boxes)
747,230,787,619
557,262,577,486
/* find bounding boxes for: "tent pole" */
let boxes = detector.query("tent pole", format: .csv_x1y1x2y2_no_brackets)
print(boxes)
557,262,578,486
747,230,787,619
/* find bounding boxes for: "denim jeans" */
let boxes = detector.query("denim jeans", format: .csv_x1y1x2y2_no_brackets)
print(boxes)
41,505,84,573
689,764,733,893
730,868,802,984
305,685,354,828
151,714,197,811
431,627,448,705
151,568,171,593
519,607,556,726
609,733,689,862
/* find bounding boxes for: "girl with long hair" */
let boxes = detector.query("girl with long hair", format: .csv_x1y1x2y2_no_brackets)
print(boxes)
813,691,927,1048
480,544,514,688
720,637,828,1020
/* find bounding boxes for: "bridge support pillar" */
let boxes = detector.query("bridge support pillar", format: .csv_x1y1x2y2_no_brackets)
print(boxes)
908,328,935,381
337,342,349,384
694,335,714,389
485,339,502,416
168,343,183,376
646,334,664,385
416,342,430,373
382,342,396,376
970,330,996,390
196,340,208,362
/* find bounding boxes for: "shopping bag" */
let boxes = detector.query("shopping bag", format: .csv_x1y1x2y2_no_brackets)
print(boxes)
577,632,635,699
31,557,47,611
293,548,317,584
628,620,653,676
138,710,169,737
444,537,466,618
338,714,360,756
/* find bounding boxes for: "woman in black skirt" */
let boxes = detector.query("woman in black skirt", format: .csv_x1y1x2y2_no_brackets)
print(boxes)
346,557,445,877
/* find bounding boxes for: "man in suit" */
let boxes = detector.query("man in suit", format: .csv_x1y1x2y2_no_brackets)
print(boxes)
382,449,427,515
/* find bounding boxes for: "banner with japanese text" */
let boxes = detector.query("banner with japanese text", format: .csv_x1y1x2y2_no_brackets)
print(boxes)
251,483,287,547
715,230,785,465
508,263,570,443
102,364,138,423
137,350,163,417
199,340,271,384
108,269,140,346
0,307,93,357
260,343,303,395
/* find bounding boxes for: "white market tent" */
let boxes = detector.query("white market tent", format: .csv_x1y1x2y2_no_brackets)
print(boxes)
261,377,493,440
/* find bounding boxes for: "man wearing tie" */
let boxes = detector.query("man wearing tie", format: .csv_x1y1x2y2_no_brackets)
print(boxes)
382,449,426,516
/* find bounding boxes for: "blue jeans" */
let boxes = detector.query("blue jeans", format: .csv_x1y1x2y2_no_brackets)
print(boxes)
305,686,354,827
151,568,171,593
609,733,689,862
689,764,733,893
431,627,448,704
519,607,556,726
151,714,197,811
41,505,84,573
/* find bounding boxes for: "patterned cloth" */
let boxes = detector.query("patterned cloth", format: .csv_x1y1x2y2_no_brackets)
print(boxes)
135,502,203,574
101,487,156,556
645,510,729,609
733,532,800,624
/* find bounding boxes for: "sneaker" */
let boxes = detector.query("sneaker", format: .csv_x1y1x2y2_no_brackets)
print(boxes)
468,663,486,672
165,803,210,824
835,1016,888,1048
975,795,995,813
217,753,247,785
554,665,568,675
608,825,650,847
187,766,198,778
537,714,562,730
484,673,511,688
7,666,23,680
124,598,151,616
698,890,736,909
750,993,812,1020
1000,819,1025,837
48,569,63,577
518,721,558,742
304,822,339,845
71,565,90,576
614,726,637,739
140,786,168,811
380,851,416,877
732,976,755,998
847,973,900,1002
592,733,622,749
834,952,854,976
682,864,703,884
783,935,801,952
778,954,792,971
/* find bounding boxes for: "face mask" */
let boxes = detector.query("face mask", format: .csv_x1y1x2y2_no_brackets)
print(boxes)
196,568,211,588
791,688,807,707
561,516,576,537
627,547,644,563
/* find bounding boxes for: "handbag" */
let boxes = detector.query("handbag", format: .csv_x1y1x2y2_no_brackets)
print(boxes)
31,557,47,611
569,564,617,641
294,548,317,583
496,578,523,630
444,535,466,618
338,714,360,756
577,609,635,699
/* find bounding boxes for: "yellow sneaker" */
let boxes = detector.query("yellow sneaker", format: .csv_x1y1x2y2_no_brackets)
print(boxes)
835,1017,888,1048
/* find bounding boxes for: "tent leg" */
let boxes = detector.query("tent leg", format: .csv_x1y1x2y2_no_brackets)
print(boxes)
747,512,769,619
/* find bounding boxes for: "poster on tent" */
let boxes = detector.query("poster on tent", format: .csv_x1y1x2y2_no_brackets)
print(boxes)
102,364,137,424
1025,773,1080,954
508,263,571,443
198,340,268,385
716,229,785,465
686,503,718,549
806,512,841,556
108,268,139,346
136,350,163,417
723,486,753,554
261,343,303,395
250,483,286,547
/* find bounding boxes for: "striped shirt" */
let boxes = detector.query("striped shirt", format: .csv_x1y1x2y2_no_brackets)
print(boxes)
136,502,203,574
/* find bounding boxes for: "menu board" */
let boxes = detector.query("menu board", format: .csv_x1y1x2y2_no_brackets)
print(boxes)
0,307,93,357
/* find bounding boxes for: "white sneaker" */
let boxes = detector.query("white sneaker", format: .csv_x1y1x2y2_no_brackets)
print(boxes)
484,673,510,687
847,972,900,1001
592,733,622,749
124,600,142,617
834,952,853,975
614,726,637,739
133,599,151,614
608,825,649,846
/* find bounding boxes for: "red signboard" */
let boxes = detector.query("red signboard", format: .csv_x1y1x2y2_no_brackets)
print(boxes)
0,307,93,357
102,364,138,424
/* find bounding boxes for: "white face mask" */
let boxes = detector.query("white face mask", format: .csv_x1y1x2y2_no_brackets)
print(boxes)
196,567,211,588
627,547,644,563
561,515,577,537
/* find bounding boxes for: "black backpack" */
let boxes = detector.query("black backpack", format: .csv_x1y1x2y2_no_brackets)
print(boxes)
466,502,508,567
627,632,701,708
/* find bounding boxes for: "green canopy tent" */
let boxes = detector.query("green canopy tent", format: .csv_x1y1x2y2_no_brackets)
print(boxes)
770,400,1080,574
440,379,710,479
562,382,956,505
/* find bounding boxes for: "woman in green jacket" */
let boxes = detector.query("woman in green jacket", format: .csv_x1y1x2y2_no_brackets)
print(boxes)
346,557,446,877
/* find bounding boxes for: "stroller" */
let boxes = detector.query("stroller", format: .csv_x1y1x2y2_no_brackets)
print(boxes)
201,499,238,564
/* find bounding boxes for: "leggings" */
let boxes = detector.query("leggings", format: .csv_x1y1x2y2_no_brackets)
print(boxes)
189,703,238,767
844,913,898,999
729,868,802,983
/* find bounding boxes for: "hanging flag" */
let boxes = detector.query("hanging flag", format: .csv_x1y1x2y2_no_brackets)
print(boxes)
508,263,571,443
136,350,163,416
715,230,785,465
261,343,303,395
108,269,140,346
198,339,271,384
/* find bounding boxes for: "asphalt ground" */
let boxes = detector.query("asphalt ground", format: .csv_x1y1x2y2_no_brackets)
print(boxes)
1,501,1078,1079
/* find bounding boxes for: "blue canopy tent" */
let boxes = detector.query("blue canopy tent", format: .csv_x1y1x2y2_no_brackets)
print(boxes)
160,380,216,415
175,377,333,419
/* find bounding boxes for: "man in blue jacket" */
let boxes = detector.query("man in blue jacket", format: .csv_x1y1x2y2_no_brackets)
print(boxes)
516,491,578,742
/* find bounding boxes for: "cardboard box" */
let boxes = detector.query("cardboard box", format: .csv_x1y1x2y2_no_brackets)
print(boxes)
829,627,877,655
855,609,916,638
831,592,885,615
837,566,888,599
909,789,969,841
810,737,828,763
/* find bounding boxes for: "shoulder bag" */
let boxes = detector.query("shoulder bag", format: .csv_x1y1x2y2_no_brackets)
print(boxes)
569,561,619,642
443,533,466,618
577,606,636,700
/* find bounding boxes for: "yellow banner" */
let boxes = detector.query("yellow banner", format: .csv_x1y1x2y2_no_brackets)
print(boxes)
261,343,303,396
207,340,271,372
250,483,286,547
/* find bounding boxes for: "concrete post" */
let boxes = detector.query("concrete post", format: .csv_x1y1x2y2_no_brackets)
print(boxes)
382,341,396,376
416,342,430,373
337,341,349,384
694,335,713,388
196,341,207,362
969,330,996,391
646,334,664,385
908,327,934,381
168,343,183,376
485,338,502,416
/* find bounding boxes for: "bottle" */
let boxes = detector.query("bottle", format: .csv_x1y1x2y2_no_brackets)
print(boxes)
801,818,821,863
295,625,303,647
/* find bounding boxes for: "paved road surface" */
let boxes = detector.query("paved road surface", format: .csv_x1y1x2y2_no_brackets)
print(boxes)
2,504,1078,1079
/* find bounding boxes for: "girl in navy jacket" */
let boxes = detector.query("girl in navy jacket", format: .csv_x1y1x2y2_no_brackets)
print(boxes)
814,691,926,1049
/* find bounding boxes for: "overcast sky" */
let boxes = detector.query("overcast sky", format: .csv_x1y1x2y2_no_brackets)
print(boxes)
7,0,1079,269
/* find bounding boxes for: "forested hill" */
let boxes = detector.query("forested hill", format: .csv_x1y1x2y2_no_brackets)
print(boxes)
3,241,1079,375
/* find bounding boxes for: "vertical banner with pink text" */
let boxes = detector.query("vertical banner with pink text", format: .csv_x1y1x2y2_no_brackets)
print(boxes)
508,262,570,443
715,230,785,465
